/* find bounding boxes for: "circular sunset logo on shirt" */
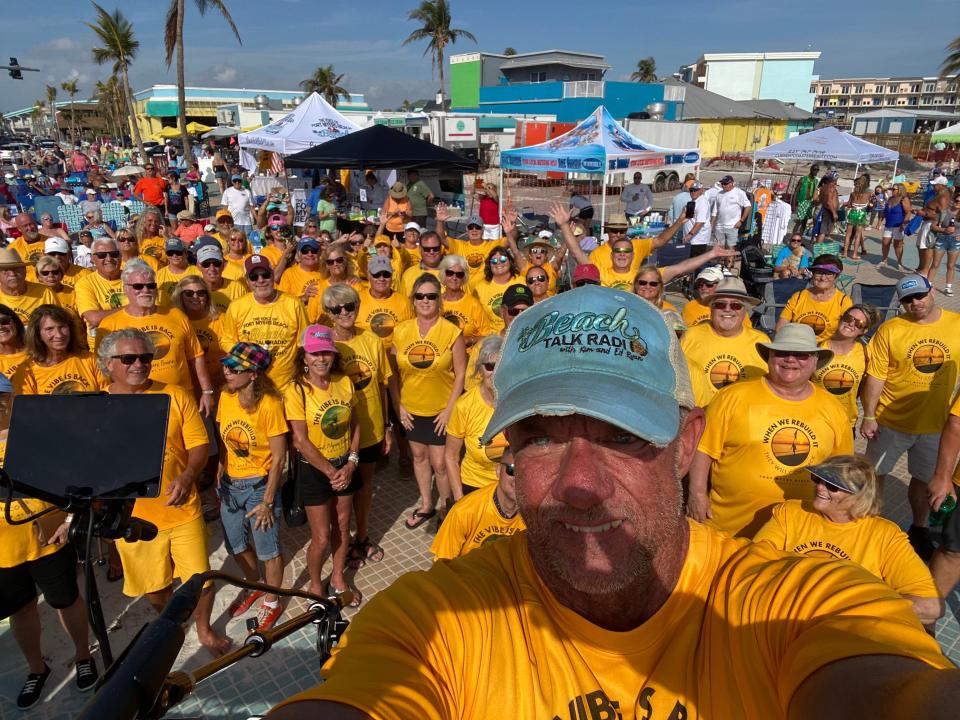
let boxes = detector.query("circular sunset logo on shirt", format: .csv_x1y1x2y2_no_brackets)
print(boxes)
320,405,350,439
407,343,436,369
797,313,826,336
820,368,856,395
51,380,83,395
369,312,395,338
912,344,945,374
344,358,373,391
147,331,171,360
490,295,505,316
225,426,251,457
466,252,485,268
442,311,464,328
769,427,812,467
708,360,741,389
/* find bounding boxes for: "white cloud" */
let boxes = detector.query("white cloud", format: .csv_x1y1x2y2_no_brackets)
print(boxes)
212,66,239,83
35,37,82,53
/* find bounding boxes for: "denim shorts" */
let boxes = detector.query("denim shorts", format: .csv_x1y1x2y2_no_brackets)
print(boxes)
934,233,960,253
219,475,282,561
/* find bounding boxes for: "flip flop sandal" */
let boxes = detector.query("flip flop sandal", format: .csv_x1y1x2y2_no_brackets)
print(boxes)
405,508,436,530
346,540,367,569
330,584,362,609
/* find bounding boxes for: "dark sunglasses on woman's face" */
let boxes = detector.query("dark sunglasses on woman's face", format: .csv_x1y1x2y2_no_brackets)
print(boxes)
326,256,345,266
634,279,661,287
526,274,547,284
300,247,319,255
38,269,63,277
165,250,184,257
413,292,439,301
445,270,465,279
181,289,209,299
326,302,357,315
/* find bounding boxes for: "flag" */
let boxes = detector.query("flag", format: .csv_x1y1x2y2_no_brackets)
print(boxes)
271,152,285,176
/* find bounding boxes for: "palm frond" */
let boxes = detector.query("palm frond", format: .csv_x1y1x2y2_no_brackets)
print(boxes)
163,0,179,67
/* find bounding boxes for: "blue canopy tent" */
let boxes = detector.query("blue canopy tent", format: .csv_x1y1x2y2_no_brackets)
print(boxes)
500,105,700,227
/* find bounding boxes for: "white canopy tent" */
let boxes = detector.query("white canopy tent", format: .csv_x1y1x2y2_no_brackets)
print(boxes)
752,126,900,179
931,122,960,144
237,92,360,171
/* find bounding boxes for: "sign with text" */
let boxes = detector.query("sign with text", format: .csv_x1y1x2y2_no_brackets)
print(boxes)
444,117,477,142
291,188,309,227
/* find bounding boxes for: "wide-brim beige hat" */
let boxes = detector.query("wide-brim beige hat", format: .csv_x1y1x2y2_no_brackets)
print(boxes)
705,277,761,307
756,323,833,369
389,182,407,200
0,248,26,268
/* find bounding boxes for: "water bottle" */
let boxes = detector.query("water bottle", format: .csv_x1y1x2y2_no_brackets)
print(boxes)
930,495,957,527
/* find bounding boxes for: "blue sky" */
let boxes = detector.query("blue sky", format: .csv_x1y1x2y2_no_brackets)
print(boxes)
2,0,958,114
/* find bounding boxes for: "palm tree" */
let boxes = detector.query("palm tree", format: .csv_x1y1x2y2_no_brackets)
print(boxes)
61,80,80,142
31,100,46,136
503,47,517,56
402,0,477,103
399,99,415,112
94,78,124,140
164,0,241,162
630,57,657,83
86,2,146,161
299,66,350,107
942,36,960,76
45,85,60,141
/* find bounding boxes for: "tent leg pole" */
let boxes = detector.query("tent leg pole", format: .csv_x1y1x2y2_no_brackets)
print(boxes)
853,163,859,180
751,157,756,181
498,167,504,223
892,159,898,181
600,174,607,234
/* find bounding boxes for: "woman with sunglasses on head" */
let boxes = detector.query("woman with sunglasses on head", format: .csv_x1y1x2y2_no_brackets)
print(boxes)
0,305,29,390
285,325,362,606
22,304,101,395
813,304,881,429
444,335,506,504
322,285,393,569
389,274,466,529
474,247,520,334
438,254,487,344
754,454,942,630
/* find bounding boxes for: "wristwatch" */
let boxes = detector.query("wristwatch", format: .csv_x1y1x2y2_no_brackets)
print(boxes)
348,451,360,465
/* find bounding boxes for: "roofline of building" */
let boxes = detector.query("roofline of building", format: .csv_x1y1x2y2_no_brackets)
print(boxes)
814,75,959,83
451,49,605,62
699,51,821,61
3,99,99,119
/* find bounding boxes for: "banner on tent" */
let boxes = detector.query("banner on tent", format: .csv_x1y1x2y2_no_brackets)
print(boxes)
501,155,607,172
291,189,309,227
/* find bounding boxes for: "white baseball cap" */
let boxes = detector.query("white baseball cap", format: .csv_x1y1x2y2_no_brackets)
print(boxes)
44,237,70,254
403,222,421,233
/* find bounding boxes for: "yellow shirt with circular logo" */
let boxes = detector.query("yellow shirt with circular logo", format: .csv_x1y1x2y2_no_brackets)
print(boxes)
681,323,769,407
278,263,324,301
0,350,30,392
441,292,488,341
217,390,288,479
393,317,462,416
335,329,392,449
473,277,519,334
430,482,525,561
445,386,506,489
74,271,126,317
284,374,356,460
813,341,867,426
23,352,104,395
0,282,59,324
780,289,852,342
447,238,502,279
356,288,413,351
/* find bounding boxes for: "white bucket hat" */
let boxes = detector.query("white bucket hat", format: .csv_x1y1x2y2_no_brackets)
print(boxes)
756,323,833,369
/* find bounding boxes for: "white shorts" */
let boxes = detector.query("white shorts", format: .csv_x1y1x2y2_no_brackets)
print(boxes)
916,221,937,250
865,424,940,480
883,227,904,241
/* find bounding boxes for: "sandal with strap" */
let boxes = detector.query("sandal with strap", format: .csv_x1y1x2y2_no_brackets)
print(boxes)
329,583,362,608
346,539,367,569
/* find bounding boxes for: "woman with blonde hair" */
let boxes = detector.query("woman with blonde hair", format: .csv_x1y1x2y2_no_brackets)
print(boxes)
438,254,486,345
34,256,77,314
223,229,252,280
134,206,167,266
754,454,943,629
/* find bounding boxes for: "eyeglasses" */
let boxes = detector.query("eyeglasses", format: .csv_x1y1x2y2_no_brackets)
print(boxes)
712,301,744,311
38,269,63,277
414,292,439,301
326,302,357,315
349,239,364,246
482,362,496,372
506,305,528,316
530,247,547,254
490,256,510,265
111,353,154,365
117,235,135,242
771,350,816,360
574,279,600,287
165,250,184,257
467,224,482,230
127,282,157,291
248,270,272,281
300,247,319,255
789,238,803,244
840,314,868,330
526,274,548,283
698,280,719,288
200,259,223,269
813,476,852,494
421,245,441,253
181,289,209,299
370,271,392,279
901,291,930,303
501,462,515,476
94,251,121,259
445,270,465,279
325,256,345,266
611,247,633,255
634,279,660,287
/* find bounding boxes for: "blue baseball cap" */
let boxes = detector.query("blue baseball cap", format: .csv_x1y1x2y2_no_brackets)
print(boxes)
298,237,321,252
481,285,694,447
896,274,933,301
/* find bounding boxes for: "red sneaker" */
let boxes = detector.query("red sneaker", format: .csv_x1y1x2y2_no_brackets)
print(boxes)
228,589,264,618
251,603,282,632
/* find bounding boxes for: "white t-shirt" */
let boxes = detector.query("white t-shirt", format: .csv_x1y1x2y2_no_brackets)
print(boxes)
684,194,713,246
57,191,78,205
714,187,751,228
221,187,253,225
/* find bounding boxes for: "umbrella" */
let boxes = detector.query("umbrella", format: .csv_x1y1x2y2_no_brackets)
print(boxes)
111,165,146,177
186,122,212,134
201,126,239,139
154,127,182,140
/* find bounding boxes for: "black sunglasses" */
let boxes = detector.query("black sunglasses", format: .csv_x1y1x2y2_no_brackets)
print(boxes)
526,274,547,283
902,291,930,303
370,271,392,279
111,353,154,365
813,476,852,494
506,306,528,316
165,250,184,257
127,282,157,291
414,292,439,301
445,270,465,279
200,259,223,269
501,462,515,476
326,302,357,315
181,289,209,299
421,245,442,253
326,257,345,266
94,251,121,259
574,279,600,287
248,270,272,281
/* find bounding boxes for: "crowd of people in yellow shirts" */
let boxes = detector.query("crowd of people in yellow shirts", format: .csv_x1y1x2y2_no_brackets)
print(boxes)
1,196,959,710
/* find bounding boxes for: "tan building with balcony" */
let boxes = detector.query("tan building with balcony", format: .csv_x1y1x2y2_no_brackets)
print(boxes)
812,75,959,119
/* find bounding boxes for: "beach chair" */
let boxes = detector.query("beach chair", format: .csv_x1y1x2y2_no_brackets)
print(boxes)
758,277,809,336
654,243,692,295
57,204,85,234
850,282,899,339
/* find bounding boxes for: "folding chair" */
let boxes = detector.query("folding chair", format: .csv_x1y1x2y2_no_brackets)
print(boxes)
654,243,692,295
101,202,128,230
57,204,85,234
759,277,809,336
851,282,899,340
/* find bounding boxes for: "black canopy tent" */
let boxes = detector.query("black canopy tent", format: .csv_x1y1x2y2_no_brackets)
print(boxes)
283,123,478,171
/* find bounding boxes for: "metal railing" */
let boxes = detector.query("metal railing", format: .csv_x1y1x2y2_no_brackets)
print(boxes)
562,81,604,99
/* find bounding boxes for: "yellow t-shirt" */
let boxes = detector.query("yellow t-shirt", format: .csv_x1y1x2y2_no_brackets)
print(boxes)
356,288,413,351
277,263,324,301
813,341,867,426
156,264,200,306
0,350,30,392
682,297,752,329
754,500,939,599
217,390,288,479
598,264,636,292
441,292,488,340
0,496,66,568
866,310,960,434
445,386,505,489
682,323,769,407
279,523,950,719
283,375,356,460
473,277,519,334
121,252,161,274
0,282,59,323
7,237,48,265
223,255,248,280
589,236,654,271
430,482,526,560
447,238,502,278
400,265,441,298
22,352,104,395
393,317,462,416
219,292,309,389
208,277,249,315
50,284,77,314
74,271,126,318
335,329,392,449
698,378,853,538
126,382,207,531
97,307,203,390
139,236,167,266
190,315,225,385
780,289,852,341
259,243,285,270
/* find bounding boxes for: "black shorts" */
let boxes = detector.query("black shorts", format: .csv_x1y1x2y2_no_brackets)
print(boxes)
689,244,711,257
939,497,960,553
298,454,361,506
407,413,446,446
358,440,384,465
0,544,79,620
